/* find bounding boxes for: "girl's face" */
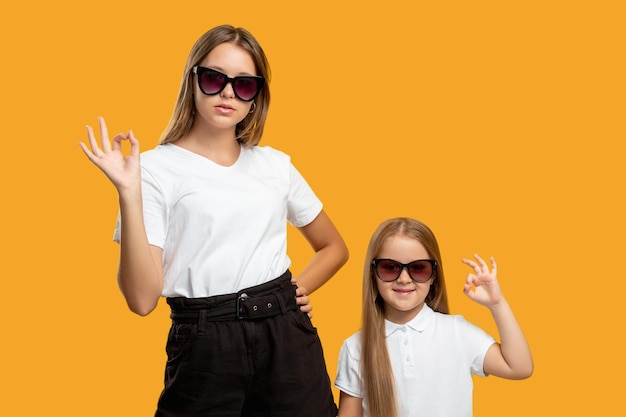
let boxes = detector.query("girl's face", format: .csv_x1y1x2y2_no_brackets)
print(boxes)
193,42,257,133
375,235,434,324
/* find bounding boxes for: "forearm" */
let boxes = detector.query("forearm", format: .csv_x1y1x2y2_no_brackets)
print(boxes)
489,298,534,378
295,210,349,294
296,240,348,294
117,189,163,316
337,391,363,417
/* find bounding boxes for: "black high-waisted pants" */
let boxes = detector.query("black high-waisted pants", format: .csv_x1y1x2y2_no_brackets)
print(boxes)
155,270,337,417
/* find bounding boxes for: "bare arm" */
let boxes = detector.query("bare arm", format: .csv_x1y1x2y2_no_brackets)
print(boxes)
463,254,534,379
116,188,164,315
79,117,163,316
337,391,363,417
294,210,349,294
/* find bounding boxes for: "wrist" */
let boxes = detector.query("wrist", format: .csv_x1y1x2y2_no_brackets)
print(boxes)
487,296,508,310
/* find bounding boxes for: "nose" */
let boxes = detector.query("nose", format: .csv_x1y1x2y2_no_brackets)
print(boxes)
396,266,412,283
220,81,235,98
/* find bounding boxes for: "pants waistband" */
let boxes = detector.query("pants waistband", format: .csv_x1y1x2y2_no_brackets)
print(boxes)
167,270,297,322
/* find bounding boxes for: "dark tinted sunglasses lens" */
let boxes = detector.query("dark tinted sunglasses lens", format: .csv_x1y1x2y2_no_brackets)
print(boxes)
233,77,261,101
409,261,432,282
376,260,401,281
199,70,226,94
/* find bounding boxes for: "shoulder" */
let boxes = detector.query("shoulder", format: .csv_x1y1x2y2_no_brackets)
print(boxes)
140,144,179,168
418,306,473,331
340,331,363,360
432,310,472,326
247,145,291,164
432,311,489,339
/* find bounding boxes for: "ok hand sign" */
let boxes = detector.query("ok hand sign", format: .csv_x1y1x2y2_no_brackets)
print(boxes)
462,254,504,308
78,116,141,193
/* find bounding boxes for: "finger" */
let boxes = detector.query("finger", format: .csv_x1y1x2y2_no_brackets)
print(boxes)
111,133,129,151
85,125,105,157
78,141,99,163
463,283,476,299
295,286,308,297
462,258,481,274
474,253,488,270
98,116,111,152
490,256,497,272
128,130,141,156
296,294,310,305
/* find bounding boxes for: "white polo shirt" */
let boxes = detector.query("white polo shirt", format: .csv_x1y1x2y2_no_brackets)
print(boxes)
113,143,322,298
335,305,495,417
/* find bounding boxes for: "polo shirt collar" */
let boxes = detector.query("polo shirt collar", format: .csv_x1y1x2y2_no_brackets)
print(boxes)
384,304,434,337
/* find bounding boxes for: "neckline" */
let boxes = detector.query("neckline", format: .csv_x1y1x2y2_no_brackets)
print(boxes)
166,142,245,168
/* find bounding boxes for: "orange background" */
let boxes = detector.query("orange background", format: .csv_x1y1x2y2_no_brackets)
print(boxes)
2,0,625,415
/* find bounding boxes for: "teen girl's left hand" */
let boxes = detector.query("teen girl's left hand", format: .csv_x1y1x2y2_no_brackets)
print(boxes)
462,254,504,308
292,277,313,318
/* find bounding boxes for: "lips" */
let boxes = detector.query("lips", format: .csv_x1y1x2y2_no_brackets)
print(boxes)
215,104,235,114
393,288,415,295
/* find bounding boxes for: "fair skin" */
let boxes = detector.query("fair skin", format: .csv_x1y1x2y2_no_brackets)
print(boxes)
374,235,434,324
79,42,348,316
337,236,533,417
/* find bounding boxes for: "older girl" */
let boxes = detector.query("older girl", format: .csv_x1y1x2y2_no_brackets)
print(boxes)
80,25,348,417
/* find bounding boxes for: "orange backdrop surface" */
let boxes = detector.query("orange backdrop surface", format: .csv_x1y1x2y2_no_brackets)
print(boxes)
1,0,625,415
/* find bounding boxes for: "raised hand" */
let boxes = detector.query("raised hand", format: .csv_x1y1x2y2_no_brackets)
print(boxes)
462,254,504,308
78,116,141,193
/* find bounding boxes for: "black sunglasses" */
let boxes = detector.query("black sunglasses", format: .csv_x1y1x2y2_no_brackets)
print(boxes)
372,259,437,283
192,66,264,102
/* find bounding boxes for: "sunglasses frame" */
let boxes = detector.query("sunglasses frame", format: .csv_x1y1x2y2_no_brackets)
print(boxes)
192,65,264,102
371,258,438,283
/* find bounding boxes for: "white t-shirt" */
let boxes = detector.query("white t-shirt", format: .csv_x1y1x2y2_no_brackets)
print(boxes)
335,305,495,417
113,143,322,298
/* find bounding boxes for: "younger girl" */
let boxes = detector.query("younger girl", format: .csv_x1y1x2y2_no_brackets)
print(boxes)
335,217,533,417
80,25,348,417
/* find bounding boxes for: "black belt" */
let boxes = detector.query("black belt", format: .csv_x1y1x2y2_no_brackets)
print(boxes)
168,271,297,322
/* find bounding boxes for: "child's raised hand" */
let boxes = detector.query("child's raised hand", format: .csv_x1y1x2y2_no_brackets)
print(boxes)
462,254,504,308
78,116,141,193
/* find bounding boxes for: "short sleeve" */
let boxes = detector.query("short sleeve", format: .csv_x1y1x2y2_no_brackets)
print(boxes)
286,162,323,227
457,316,496,377
112,166,168,248
335,338,364,399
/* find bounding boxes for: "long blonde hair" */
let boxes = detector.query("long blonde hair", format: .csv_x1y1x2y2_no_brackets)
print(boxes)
159,25,271,147
361,218,449,417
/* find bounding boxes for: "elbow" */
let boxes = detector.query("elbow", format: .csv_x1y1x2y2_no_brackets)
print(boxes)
127,299,158,316
120,284,160,316
519,363,534,380
117,271,162,316
339,242,350,267
510,362,534,380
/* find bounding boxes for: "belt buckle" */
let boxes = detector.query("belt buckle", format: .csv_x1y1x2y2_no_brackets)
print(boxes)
236,293,249,319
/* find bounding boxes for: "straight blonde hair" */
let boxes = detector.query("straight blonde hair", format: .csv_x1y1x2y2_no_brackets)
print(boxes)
360,218,449,417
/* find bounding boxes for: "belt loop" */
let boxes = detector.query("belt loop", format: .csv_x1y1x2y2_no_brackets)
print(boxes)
276,291,287,314
198,310,207,336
